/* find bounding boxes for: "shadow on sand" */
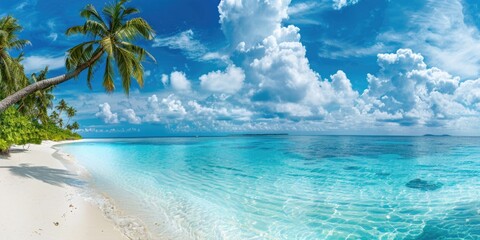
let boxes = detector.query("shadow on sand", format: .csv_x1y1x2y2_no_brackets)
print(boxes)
0,163,84,187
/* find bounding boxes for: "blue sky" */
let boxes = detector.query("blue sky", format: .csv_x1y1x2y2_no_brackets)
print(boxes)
2,0,480,137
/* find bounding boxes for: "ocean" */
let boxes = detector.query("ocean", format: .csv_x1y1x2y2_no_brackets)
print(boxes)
58,136,480,239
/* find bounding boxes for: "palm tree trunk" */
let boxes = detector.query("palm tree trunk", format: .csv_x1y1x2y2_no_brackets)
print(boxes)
0,50,103,113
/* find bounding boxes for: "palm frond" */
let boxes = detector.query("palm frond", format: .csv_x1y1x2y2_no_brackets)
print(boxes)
103,55,115,92
65,41,97,71
121,41,156,63
100,37,114,56
113,46,135,94
84,20,108,36
118,18,155,40
80,4,106,25
66,25,86,36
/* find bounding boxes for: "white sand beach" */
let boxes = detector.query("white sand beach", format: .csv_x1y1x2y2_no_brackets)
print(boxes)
0,141,129,240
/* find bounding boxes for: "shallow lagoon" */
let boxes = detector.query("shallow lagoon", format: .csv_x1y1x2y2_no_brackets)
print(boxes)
60,136,480,239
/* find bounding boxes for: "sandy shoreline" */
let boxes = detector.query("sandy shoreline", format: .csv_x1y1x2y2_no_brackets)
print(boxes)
0,140,141,240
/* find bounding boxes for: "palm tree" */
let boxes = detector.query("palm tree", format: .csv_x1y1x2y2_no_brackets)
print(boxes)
57,118,64,128
67,121,80,131
17,67,55,124
49,110,60,126
66,106,77,126
0,0,155,112
56,99,68,116
0,16,30,97
29,67,55,124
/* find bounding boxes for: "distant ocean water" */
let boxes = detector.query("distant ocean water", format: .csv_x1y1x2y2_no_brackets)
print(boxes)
58,136,480,239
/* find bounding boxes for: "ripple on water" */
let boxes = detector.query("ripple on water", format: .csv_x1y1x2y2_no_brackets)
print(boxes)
58,136,480,239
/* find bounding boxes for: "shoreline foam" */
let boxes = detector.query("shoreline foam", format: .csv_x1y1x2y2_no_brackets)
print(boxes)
51,141,153,240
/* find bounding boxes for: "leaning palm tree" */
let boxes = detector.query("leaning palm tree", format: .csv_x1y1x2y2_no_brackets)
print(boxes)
0,0,155,112
0,16,30,97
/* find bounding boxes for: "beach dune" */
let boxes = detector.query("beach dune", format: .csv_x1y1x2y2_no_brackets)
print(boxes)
0,141,127,240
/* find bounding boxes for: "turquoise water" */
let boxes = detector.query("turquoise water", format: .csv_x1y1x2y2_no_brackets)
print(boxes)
59,136,480,239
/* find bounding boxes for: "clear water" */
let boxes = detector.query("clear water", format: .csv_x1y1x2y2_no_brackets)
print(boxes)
58,136,480,239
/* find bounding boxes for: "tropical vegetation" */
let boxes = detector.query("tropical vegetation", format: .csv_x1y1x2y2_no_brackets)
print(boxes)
0,0,154,153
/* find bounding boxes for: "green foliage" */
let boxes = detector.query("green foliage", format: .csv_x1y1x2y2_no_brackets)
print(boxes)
0,107,42,153
18,67,55,124
65,0,155,94
0,107,81,153
0,1,156,152
38,122,82,141
0,16,30,98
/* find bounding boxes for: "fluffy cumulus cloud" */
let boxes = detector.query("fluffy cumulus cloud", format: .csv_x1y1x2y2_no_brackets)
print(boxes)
95,102,143,125
168,71,191,92
362,49,479,128
218,0,291,49
123,109,142,124
95,103,119,124
144,94,187,123
86,0,480,135
200,65,245,94
218,0,360,121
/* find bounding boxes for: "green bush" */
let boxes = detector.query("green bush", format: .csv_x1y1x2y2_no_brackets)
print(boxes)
0,107,81,153
0,107,42,153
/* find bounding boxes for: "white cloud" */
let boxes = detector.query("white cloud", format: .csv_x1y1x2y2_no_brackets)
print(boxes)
123,109,142,124
218,0,361,120
318,40,387,59
15,1,29,10
170,71,191,92
47,33,58,41
152,29,225,62
332,0,359,10
218,0,291,49
95,103,119,124
161,74,169,87
249,25,321,104
144,94,187,123
77,127,140,133
153,30,206,58
188,100,253,121
200,65,245,94
62,0,480,135
23,55,64,73
46,19,58,41
287,2,325,16
378,0,480,78
361,48,479,127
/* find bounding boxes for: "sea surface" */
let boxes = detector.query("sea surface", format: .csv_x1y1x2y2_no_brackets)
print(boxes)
58,136,480,239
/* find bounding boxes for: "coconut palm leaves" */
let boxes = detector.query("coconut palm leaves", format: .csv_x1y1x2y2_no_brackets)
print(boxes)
0,16,30,97
65,0,156,94
0,0,155,112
